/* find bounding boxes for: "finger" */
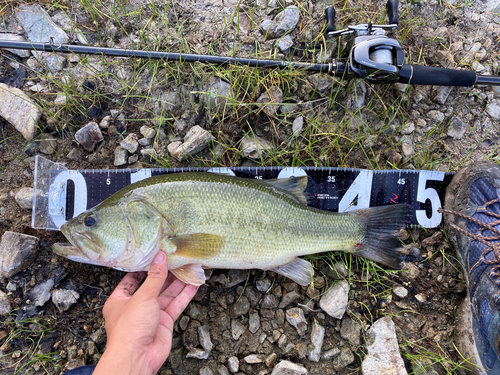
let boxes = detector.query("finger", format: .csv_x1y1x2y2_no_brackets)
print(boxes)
165,284,199,321
135,251,169,299
158,272,178,295
158,278,192,310
109,272,146,299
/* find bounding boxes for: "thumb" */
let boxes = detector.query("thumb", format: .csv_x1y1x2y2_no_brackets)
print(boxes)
138,251,168,297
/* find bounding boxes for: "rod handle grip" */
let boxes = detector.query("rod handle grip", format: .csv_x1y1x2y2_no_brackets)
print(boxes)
399,64,477,86
325,7,336,34
386,0,399,25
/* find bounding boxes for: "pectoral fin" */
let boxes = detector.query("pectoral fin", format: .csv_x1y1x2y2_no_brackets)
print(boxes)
268,257,314,286
170,233,224,259
171,264,206,286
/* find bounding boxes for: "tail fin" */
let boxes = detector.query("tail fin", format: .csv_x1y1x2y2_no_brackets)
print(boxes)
352,204,410,269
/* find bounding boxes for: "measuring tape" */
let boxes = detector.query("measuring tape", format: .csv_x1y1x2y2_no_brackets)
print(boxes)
32,156,453,230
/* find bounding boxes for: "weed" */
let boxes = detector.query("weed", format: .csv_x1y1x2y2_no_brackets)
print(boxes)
0,316,56,374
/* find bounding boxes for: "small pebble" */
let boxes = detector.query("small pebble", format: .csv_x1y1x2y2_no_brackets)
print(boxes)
393,286,409,298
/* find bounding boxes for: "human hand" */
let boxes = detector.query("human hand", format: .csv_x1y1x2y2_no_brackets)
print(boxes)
94,251,199,375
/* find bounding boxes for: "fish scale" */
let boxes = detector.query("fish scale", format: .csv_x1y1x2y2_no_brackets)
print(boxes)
138,176,362,268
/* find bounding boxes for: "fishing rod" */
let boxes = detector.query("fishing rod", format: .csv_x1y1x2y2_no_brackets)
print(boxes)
1,0,499,87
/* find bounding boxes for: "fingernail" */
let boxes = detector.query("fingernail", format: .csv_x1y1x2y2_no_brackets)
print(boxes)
153,251,166,264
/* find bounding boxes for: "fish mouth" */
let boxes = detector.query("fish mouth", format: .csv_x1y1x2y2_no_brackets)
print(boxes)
53,225,101,261
52,242,80,257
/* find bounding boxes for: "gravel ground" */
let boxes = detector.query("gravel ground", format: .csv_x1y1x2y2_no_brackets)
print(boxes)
0,0,499,374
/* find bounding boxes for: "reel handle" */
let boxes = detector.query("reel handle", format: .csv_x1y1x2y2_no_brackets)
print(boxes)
386,0,399,25
399,64,477,86
325,7,336,34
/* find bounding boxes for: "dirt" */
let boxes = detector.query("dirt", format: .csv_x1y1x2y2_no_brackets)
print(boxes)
0,0,499,374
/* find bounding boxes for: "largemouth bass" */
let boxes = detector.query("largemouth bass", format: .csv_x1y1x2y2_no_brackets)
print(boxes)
53,172,409,286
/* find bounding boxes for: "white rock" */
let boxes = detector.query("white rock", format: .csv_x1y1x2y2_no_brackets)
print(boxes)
0,290,12,315
199,366,214,375
393,286,408,298
286,307,307,336
249,311,260,334
29,83,46,92
15,187,34,209
260,6,300,38
427,110,445,123
198,325,213,352
231,319,246,340
0,231,39,279
99,115,112,129
141,148,158,159
139,137,152,147
271,360,308,375
51,289,80,312
140,125,157,139
447,116,467,139
16,4,69,72
472,61,485,73
240,135,272,159
227,356,239,373
186,348,210,360
120,133,139,153
401,143,414,160
277,35,294,52
361,316,408,375
415,293,426,303
17,4,69,44
0,83,42,140
486,101,500,120
433,86,453,105
308,319,325,362
114,146,128,166
292,116,304,137
244,354,264,363
6,282,16,292
167,126,214,161
319,280,349,319
29,279,54,306
49,93,65,106
322,347,340,360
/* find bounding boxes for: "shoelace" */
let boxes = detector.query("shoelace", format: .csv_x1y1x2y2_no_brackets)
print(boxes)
439,198,500,271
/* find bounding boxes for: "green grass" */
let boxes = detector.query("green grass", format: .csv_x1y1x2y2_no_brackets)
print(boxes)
0,317,56,375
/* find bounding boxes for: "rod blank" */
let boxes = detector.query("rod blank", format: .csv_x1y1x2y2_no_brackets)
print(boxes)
0,40,344,74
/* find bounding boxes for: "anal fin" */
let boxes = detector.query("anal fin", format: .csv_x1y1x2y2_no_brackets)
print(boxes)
268,257,314,286
171,264,206,286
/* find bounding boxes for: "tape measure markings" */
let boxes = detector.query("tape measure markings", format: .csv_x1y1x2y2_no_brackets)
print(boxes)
39,163,453,229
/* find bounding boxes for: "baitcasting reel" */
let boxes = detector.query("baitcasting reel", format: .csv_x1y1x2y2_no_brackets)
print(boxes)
324,0,405,84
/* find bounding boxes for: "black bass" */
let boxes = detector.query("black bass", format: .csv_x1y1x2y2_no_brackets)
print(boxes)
53,172,409,286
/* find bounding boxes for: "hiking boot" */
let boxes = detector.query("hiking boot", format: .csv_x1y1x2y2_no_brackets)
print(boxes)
441,161,500,374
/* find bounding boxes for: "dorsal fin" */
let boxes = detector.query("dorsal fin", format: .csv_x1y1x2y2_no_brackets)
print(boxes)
265,176,310,205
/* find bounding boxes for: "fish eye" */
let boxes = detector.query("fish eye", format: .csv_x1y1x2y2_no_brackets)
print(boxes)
84,215,96,227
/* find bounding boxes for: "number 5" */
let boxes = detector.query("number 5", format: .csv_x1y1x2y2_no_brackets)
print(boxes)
416,171,444,228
